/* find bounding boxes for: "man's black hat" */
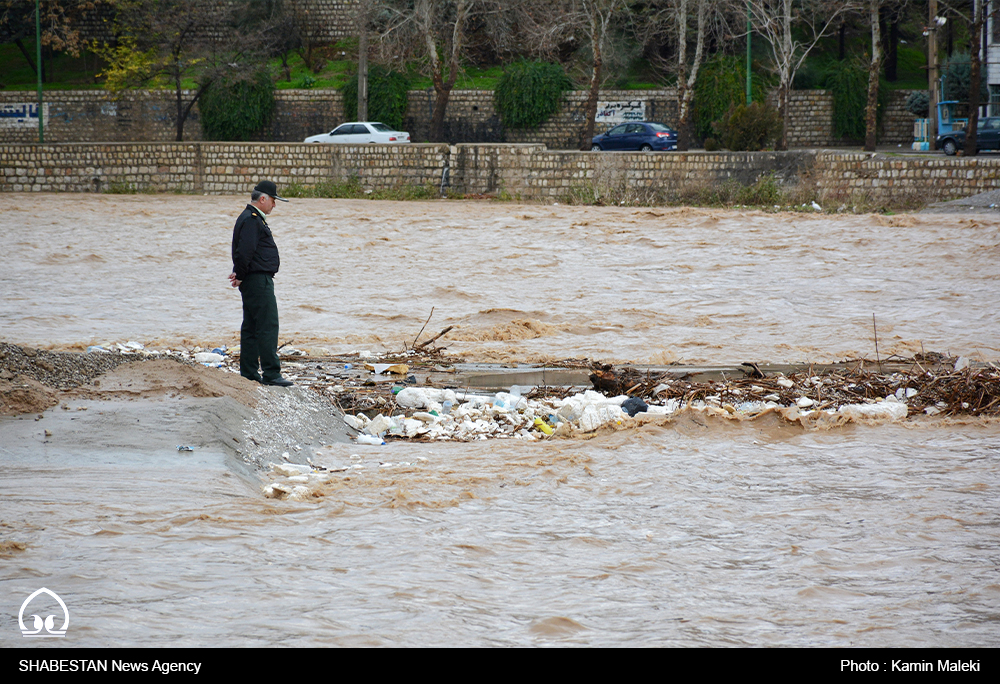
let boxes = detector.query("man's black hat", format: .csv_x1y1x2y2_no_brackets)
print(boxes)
253,180,289,202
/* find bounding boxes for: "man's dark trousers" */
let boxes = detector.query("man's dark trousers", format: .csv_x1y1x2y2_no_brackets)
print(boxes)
239,273,281,383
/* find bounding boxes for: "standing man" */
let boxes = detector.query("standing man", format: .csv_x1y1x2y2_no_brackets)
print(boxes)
229,180,293,387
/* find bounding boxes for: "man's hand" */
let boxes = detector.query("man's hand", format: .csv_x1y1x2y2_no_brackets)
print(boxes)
228,272,241,288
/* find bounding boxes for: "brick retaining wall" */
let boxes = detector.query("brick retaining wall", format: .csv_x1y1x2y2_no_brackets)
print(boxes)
4,143,998,206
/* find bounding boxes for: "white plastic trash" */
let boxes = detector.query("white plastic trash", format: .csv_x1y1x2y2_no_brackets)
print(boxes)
366,414,393,436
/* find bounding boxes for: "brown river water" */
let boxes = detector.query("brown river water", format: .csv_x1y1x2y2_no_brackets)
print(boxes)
1,195,999,647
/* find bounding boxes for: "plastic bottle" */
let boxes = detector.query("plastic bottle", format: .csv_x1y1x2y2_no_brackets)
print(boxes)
533,417,554,435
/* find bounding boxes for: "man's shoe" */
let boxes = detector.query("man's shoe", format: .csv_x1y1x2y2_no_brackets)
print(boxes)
262,377,294,387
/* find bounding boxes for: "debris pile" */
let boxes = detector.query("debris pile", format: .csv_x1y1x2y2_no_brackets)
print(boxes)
628,360,1000,419
4,341,997,445
321,356,1000,444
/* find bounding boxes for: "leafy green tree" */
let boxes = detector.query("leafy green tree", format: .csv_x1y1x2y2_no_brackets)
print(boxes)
199,67,275,141
826,58,868,140
494,60,572,129
692,54,764,143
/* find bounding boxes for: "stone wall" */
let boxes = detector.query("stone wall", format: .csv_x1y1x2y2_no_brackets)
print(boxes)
71,0,358,44
403,89,680,150
296,0,359,40
882,90,919,145
0,90,204,144
5,143,1000,206
783,90,836,147
813,152,1000,201
448,146,1000,204
0,142,448,194
2,87,922,149
452,146,821,198
270,90,345,143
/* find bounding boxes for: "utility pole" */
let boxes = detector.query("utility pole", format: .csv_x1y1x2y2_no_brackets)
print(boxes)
929,0,938,150
36,0,43,143
357,0,368,122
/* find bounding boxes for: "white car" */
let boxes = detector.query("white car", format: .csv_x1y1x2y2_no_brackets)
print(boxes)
304,121,411,144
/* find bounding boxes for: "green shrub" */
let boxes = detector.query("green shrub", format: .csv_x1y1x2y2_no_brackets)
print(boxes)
200,68,275,141
711,102,783,151
692,54,766,142
905,90,929,117
341,64,410,130
824,58,888,141
733,174,781,205
494,61,573,129
826,59,868,140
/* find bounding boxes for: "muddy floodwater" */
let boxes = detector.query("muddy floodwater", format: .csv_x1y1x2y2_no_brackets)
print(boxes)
3,195,999,363
1,195,999,647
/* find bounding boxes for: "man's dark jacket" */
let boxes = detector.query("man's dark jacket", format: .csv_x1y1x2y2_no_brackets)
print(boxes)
231,204,280,280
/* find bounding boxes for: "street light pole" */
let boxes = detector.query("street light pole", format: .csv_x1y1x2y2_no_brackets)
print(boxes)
746,2,752,105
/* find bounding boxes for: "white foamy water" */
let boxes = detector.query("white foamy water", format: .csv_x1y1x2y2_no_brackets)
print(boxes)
1,195,999,647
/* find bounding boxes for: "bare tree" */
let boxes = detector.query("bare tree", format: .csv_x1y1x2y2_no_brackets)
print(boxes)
512,0,630,150
746,0,856,149
243,0,300,82
641,0,730,150
864,0,882,151
574,0,630,150
372,0,473,142
964,0,985,156
287,1,327,73
356,0,374,121
933,0,987,155
98,0,275,141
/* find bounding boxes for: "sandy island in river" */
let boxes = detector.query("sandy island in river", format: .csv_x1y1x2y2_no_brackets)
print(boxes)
3,338,999,506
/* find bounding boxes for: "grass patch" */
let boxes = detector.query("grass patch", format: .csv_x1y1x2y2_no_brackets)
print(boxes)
0,42,106,90
272,50,355,90
405,63,506,92
282,178,438,200
559,169,927,214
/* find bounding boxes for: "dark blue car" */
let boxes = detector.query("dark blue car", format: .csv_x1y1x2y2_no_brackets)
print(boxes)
591,122,678,151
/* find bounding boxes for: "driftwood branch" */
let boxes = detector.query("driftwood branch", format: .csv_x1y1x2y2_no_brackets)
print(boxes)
411,307,435,349
873,313,881,372
414,326,454,350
